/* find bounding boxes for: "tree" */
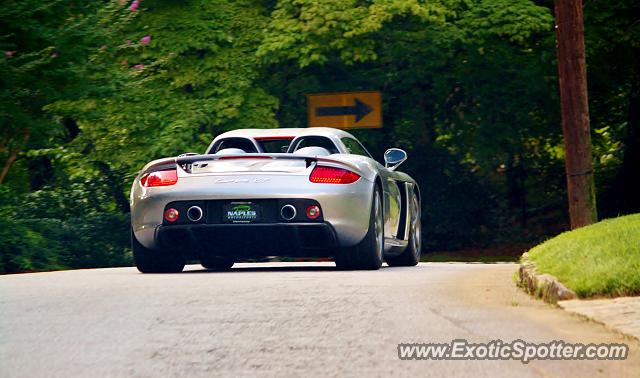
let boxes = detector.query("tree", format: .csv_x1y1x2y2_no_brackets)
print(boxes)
51,0,279,176
260,0,558,242
0,1,135,185
583,0,640,216
1,0,635,271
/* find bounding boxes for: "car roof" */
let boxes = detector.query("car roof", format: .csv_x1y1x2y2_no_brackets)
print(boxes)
213,127,357,141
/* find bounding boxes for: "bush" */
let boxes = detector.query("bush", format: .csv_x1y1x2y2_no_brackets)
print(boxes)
0,185,131,273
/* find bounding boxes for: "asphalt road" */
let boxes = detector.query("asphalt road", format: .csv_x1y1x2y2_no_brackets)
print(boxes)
1,262,639,377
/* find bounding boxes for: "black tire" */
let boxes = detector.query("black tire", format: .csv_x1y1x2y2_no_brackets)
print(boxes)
386,192,421,267
200,257,234,271
334,186,384,270
131,229,185,273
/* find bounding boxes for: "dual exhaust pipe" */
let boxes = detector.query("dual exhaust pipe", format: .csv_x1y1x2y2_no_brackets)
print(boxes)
281,204,321,221
179,204,307,222
280,204,297,221
187,206,203,222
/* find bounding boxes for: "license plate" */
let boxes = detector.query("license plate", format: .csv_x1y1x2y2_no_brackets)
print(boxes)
223,202,260,223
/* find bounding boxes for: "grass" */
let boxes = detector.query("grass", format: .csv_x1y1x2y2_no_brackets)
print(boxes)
526,213,640,298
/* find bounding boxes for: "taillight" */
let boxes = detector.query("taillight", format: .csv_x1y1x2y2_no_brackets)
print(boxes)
141,169,178,187
164,208,179,222
306,205,321,219
309,166,360,184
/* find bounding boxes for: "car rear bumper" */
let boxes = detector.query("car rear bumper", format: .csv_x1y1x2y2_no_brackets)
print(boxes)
156,223,338,258
131,173,374,249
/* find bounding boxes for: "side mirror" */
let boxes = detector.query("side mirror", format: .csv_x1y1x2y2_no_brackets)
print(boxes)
384,148,407,170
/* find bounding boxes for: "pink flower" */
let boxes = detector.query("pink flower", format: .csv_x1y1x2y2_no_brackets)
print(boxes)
129,1,139,11
5,51,15,58
140,36,151,46
51,52,58,59
133,64,144,70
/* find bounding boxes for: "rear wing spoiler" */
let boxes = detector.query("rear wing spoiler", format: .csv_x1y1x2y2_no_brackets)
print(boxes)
138,153,372,182
139,154,311,174
176,153,315,166
174,153,363,174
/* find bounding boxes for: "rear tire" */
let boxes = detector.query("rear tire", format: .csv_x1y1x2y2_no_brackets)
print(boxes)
386,192,421,267
131,229,185,273
335,186,384,270
201,257,234,271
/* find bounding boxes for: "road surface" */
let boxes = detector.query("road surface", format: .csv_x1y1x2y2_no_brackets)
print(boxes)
1,262,639,377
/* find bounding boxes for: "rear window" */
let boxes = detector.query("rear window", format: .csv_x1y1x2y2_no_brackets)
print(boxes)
290,136,339,154
341,137,371,157
212,138,258,153
255,138,293,153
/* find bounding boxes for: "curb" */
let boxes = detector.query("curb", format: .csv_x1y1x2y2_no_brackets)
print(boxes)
557,298,640,341
518,252,577,304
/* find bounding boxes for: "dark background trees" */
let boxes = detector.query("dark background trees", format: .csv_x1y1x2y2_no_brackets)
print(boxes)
0,0,637,272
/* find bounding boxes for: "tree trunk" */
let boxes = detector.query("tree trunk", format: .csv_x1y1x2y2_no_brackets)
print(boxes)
0,150,18,185
0,130,30,185
554,0,597,229
94,161,131,213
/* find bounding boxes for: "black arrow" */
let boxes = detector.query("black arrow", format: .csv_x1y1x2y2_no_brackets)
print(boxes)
315,98,373,122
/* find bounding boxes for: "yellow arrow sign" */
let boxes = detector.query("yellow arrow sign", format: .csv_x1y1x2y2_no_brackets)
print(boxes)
307,91,382,129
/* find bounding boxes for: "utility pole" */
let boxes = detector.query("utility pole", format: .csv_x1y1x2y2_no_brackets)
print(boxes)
554,0,597,229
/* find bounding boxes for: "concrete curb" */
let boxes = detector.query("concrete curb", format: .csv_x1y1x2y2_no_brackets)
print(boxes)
558,297,640,341
518,252,577,304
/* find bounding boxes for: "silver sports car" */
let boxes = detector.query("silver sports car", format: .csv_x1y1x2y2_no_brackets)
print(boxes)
130,127,421,272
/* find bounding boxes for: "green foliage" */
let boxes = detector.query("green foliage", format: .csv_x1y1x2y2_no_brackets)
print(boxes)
0,192,61,272
259,0,557,247
457,0,552,44
1,1,135,159
0,0,637,271
52,0,280,173
0,178,131,273
258,0,448,66
582,0,640,216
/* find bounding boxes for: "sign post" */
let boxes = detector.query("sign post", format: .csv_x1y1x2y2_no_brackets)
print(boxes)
307,91,382,129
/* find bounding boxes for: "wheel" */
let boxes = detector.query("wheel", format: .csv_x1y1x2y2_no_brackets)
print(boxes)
386,192,421,266
200,257,234,271
131,229,185,273
335,186,384,270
